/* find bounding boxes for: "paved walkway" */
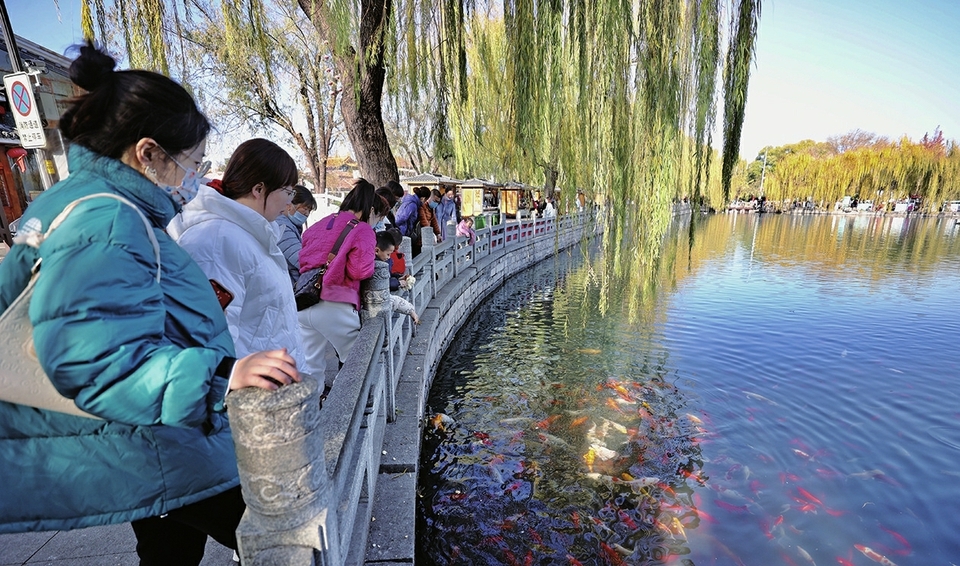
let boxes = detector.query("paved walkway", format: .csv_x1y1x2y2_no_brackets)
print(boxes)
0,524,234,565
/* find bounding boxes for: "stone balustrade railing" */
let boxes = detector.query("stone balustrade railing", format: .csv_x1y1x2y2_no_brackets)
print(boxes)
229,210,601,565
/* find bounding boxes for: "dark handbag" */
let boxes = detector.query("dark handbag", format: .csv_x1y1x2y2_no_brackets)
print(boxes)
294,217,359,311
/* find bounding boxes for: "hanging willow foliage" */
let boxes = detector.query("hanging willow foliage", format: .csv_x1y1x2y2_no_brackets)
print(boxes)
82,0,760,315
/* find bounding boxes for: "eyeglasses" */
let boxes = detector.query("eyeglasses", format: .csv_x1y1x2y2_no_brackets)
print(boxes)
278,186,296,198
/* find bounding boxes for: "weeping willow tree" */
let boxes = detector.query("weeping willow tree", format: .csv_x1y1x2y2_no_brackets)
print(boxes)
82,0,761,313
79,0,343,189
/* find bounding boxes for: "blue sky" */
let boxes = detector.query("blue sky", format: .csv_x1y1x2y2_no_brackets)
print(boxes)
6,0,960,162
738,0,960,159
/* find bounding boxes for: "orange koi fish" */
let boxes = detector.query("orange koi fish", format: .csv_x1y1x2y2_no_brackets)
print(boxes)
605,397,624,413
855,544,898,566
570,416,589,427
535,414,561,429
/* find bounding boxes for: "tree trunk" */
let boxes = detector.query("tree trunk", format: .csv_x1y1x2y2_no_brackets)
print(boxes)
298,0,399,188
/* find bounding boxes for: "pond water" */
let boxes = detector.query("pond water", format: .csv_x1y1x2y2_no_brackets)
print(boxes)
417,213,960,566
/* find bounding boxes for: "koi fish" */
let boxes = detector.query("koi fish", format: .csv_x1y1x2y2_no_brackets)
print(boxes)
797,487,824,507
878,524,912,556
535,414,561,429
605,397,625,413
429,413,455,431
796,545,816,565
538,432,571,449
793,448,811,459
570,416,589,427
836,558,855,566
577,348,602,354
599,541,625,565
566,555,584,566
618,509,638,530
855,544,898,566
583,448,596,472
744,391,780,406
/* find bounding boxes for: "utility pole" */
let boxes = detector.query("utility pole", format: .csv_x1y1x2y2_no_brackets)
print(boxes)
0,0,15,246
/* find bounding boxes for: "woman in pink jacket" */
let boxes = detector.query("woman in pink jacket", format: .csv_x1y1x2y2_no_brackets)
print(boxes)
298,179,390,384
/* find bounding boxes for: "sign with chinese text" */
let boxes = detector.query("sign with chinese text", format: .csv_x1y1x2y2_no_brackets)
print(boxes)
3,73,47,149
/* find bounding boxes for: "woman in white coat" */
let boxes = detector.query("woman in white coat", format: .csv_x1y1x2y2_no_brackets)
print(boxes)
168,138,305,369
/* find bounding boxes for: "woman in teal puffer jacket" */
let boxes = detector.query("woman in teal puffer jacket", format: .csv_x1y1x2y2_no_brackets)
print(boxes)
0,44,299,565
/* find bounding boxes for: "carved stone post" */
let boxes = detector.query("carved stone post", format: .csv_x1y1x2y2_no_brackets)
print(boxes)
228,377,338,565
362,259,391,321
420,225,436,251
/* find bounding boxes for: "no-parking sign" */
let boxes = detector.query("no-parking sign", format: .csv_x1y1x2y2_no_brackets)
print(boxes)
3,73,46,149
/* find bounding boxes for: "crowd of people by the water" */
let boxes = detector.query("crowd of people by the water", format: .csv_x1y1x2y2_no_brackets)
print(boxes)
0,42,583,564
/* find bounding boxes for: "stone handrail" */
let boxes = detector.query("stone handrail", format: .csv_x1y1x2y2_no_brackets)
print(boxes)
230,210,600,565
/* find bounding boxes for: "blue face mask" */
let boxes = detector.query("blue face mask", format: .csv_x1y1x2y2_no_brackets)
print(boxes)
373,219,386,232
428,200,439,209
291,210,308,226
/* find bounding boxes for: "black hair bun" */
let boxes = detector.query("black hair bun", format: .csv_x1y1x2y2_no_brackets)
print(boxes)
69,41,117,91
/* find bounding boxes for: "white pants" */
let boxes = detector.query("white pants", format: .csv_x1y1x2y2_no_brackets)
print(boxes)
298,300,361,386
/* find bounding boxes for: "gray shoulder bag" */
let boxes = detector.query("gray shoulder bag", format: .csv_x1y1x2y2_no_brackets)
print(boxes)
0,193,160,419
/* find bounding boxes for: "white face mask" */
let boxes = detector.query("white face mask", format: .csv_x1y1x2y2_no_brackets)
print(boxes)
148,150,210,206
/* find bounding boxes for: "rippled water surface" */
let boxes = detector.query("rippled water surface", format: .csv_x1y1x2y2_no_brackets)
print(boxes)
418,213,960,565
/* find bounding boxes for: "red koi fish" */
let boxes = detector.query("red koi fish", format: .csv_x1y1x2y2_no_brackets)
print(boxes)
566,555,584,566
779,472,801,484
618,509,638,530
760,518,773,540
836,558,855,566
878,524,912,556
693,506,719,524
599,541,625,565
855,544,899,566
797,487,823,507
571,512,581,529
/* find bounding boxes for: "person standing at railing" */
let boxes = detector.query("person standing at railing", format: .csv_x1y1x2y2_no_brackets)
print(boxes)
420,188,442,243
0,43,299,565
435,188,458,241
395,186,423,256
168,138,306,373
543,197,557,219
298,179,390,384
276,185,318,285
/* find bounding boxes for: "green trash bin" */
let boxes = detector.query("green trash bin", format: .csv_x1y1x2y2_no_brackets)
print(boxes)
474,214,486,229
